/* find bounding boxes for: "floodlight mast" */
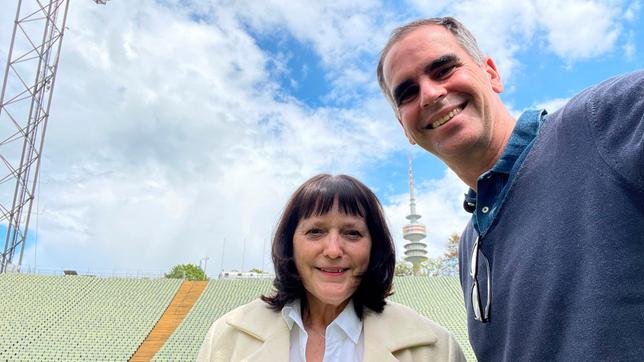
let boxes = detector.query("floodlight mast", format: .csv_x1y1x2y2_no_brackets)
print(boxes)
0,0,108,273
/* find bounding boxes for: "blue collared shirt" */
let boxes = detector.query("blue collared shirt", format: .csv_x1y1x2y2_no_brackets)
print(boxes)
464,109,547,235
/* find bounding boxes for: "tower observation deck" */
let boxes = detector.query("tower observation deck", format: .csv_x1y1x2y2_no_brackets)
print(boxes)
403,156,428,274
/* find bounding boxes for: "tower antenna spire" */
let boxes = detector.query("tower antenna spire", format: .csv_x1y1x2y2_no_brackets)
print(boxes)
402,154,428,275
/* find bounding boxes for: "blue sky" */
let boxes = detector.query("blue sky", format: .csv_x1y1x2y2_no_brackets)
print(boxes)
0,0,641,276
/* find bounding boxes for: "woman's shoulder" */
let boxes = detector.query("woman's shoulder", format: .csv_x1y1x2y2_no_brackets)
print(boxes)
380,301,443,327
364,301,466,361
196,299,283,361
215,298,280,328
369,301,457,340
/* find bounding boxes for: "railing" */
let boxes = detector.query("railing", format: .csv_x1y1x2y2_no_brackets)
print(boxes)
11,265,167,279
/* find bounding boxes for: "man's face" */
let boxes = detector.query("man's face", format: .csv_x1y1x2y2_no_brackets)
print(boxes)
382,25,504,163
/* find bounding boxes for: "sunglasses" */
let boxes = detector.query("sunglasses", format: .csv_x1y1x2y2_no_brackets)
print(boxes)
470,236,491,323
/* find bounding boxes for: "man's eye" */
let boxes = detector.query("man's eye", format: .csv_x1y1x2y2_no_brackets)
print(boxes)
396,85,419,105
434,65,456,80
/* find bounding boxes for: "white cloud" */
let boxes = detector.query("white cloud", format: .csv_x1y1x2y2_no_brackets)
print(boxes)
3,0,639,277
406,0,453,15
13,0,401,275
231,0,382,66
405,0,628,77
536,0,621,60
623,30,637,59
533,97,571,114
449,0,539,81
222,0,397,104
623,0,641,21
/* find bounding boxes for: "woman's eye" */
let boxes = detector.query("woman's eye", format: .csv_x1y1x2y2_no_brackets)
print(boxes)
344,230,363,239
305,228,324,238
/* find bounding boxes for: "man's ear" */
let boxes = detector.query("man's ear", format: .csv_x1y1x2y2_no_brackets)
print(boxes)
397,115,416,145
485,57,504,93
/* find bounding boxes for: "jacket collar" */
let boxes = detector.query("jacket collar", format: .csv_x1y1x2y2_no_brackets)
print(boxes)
225,299,290,362
363,302,439,361
225,299,438,361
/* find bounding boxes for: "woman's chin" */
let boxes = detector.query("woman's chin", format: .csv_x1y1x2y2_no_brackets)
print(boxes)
307,288,354,308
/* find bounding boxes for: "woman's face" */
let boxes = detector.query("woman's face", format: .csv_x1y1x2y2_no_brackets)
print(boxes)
293,204,372,308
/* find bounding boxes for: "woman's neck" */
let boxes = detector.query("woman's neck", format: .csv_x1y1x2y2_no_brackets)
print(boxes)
302,297,349,331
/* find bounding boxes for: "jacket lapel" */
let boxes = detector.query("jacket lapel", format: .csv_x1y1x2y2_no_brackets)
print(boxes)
245,328,290,362
226,300,438,361
226,299,290,362
363,302,438,361
363,337,400,362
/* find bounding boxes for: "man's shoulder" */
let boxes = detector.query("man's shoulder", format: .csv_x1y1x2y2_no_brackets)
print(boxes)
593,70,644,93
557,70,644,116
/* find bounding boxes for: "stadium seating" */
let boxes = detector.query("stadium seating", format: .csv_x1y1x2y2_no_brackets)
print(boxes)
0,273,181,362
0,273,474,361
390,276,471,357
152,278,273,361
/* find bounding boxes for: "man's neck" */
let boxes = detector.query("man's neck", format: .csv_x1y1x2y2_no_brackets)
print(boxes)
448,111,516,190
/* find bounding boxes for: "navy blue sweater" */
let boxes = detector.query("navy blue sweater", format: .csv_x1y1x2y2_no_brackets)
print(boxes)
459,71,644,361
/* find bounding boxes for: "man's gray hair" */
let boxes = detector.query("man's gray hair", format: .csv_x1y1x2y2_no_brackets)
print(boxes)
376,17,485,111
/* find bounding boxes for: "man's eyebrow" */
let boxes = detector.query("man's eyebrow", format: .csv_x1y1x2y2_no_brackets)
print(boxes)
425,54,460,74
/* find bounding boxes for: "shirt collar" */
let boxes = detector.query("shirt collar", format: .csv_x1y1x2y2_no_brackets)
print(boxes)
280,299,362,344
330,299,362,344
462,109,546,212
281,300,304,332
492,109,546,174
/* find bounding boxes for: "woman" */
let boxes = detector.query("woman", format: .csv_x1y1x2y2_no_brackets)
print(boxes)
197,174,465,361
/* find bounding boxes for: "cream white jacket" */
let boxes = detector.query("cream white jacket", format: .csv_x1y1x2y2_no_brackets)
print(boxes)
197,299,466,362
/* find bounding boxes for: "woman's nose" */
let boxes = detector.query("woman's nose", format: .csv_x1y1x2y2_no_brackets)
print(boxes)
322,233,343,259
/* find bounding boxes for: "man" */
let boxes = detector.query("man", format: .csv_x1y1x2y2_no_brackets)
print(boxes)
377,17,644,361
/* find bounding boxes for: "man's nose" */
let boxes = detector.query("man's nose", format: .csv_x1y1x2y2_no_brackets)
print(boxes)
419,78,446,109
322,233,343,259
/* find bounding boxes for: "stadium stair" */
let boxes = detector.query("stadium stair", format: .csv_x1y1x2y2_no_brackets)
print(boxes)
129,280,208,361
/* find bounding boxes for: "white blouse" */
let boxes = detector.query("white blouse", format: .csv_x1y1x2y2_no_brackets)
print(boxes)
281,300,364,362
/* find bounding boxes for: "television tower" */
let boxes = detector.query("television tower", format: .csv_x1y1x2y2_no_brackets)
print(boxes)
402,155,427,275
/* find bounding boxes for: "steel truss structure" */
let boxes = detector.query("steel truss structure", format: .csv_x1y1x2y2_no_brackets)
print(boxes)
0,0,71,273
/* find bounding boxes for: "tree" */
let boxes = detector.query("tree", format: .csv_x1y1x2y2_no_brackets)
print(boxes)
441,233,460,277
165,264,208,281
397,233,460,277
422,258,445,277
249,268,267,274
395,261,413,276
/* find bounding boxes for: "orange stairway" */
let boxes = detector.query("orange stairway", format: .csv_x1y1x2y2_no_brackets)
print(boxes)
129,280,208,361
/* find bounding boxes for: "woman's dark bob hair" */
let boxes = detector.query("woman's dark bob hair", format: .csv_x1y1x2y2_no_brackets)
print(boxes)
261,174,395,318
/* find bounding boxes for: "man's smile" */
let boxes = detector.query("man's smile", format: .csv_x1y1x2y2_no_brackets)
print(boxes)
427,103,466,129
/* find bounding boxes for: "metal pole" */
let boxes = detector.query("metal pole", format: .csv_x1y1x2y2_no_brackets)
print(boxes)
0,0,24,273
0,0,71,272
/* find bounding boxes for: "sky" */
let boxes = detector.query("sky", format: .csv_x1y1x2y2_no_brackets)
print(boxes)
0,0,641,277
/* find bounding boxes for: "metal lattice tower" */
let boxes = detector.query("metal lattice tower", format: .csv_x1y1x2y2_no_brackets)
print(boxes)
402,155,428,274
0,0,72,273
0,0,107,273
